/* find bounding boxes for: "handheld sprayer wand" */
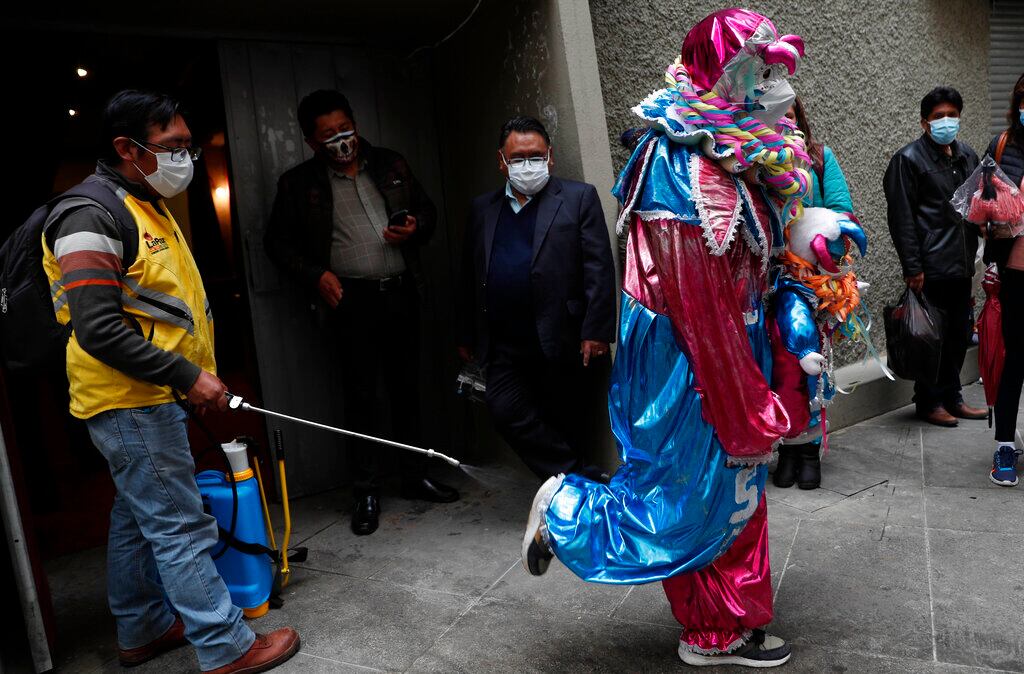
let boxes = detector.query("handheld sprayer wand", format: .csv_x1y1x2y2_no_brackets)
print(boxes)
225,393,461,467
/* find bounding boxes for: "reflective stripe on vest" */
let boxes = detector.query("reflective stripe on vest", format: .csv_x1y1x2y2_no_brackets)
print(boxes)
120,276,196,335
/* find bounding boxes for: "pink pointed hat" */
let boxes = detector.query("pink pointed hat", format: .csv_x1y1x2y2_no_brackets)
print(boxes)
680,8,805,92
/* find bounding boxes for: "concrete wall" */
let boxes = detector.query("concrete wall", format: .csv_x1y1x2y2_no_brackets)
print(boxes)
589,0,991,364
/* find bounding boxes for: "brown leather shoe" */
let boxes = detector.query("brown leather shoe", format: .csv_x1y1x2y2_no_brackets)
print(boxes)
118,616,187,667
204,627,300,674
946,402,988,420
918,406,958,427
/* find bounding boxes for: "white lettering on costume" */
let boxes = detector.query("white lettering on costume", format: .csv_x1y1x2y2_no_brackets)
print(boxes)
721,465,759,544
730,465,758,525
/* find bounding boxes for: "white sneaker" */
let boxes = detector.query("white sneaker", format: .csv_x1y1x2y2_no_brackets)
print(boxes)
520,475,563,576
678,630,791,668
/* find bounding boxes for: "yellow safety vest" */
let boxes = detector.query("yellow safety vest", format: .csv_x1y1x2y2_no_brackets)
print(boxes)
42,193,216,419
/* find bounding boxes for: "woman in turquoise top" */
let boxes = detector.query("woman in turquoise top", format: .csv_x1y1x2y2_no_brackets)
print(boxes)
774,97,855,491
785,97,854,213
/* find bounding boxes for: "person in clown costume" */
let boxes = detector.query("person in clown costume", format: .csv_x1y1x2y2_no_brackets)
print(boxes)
770,207,870,490
519,8,810,668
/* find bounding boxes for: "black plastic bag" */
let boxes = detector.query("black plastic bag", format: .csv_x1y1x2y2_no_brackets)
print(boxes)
883,289,944,383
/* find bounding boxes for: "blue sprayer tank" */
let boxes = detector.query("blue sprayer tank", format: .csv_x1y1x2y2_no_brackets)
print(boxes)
197,440,273,619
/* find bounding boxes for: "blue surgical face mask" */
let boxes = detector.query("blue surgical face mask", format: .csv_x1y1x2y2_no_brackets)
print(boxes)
1019,109,1024,126
928,116,960,145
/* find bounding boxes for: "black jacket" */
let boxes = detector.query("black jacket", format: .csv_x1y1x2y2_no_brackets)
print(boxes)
984,132,1024,269
263,139,436,293
884,134,979,280
988,132,1024,186
458,177,617,364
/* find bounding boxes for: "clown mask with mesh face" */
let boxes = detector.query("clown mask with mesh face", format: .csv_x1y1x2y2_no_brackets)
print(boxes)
716,25,802,127
681,9,805,128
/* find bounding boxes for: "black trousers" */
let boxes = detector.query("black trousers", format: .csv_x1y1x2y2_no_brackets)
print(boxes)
484,341,605,479
995,268,1024,442
333,279,425,495
914,277,973,411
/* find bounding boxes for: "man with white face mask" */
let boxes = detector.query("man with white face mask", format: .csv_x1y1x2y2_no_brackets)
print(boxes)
265,89,459,537
457,116,616,479
884,86,983,427
40,90,300,672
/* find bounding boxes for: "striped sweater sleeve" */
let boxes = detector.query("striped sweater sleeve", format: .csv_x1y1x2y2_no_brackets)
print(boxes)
52,205,202,393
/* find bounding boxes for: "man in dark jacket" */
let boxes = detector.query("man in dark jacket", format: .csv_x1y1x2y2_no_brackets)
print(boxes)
264,90,458,537
884,86,985,427
457,116,617,478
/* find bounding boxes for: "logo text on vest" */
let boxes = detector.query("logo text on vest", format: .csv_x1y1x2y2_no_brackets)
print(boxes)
144,231,169,254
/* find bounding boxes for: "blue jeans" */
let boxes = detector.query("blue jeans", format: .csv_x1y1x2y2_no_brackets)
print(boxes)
86,402,255,670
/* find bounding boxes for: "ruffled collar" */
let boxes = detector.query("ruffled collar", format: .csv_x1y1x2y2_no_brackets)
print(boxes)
631,87,730,157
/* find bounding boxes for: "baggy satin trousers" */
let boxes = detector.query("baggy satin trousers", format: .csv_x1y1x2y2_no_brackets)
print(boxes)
661,496,774,653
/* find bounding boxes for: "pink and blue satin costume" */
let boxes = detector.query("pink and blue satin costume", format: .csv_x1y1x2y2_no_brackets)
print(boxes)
544,130,789,649
538,7,810,651
545,130,786,580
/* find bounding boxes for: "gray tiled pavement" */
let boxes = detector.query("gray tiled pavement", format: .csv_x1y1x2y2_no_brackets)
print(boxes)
46,382,1024,672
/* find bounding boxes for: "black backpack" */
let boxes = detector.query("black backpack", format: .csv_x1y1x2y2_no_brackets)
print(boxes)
0,175,137,372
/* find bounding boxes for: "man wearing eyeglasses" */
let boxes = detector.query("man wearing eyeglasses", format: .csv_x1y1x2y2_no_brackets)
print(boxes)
457,116,616,479
40,90,300,672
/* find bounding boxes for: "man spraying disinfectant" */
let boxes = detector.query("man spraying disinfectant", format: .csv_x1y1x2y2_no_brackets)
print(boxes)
39,90,300,673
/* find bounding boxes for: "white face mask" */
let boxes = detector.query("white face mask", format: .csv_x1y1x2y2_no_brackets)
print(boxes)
322,130,358,163
750,80,796,128
133,142,194,198
505,153,550,196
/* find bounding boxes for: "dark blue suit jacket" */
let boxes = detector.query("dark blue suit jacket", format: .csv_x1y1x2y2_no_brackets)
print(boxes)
459,176,617,363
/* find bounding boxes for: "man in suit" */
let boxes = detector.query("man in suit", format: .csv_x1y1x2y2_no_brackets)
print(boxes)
458,116,617,478
264,89,458,537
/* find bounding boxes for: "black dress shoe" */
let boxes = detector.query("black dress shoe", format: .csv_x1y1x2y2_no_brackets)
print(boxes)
400,478,460,503
351,494,379,536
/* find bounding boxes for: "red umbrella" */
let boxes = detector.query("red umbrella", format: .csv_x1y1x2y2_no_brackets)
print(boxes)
978,263,1005,411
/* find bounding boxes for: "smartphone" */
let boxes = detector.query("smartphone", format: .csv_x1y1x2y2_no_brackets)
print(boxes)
387,209,409,229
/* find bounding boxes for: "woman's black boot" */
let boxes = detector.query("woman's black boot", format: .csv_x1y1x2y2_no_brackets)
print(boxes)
773,445,798,488
797,442,821,490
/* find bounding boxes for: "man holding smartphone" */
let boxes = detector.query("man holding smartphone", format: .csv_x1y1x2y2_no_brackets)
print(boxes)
265,89,458,537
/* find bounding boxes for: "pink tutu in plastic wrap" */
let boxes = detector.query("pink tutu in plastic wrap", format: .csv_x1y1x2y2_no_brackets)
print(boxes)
966,181,1024,227
954,156,1024,237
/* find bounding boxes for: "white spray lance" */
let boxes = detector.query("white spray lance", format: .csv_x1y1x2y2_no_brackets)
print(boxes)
225,393,461,467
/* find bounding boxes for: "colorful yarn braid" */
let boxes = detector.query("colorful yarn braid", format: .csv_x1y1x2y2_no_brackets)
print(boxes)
665,59,810,227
